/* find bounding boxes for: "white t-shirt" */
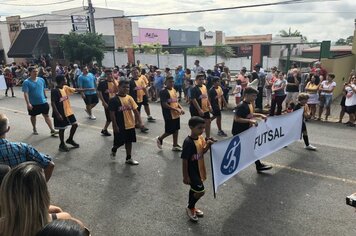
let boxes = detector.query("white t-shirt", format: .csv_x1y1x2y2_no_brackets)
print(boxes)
345,84,356,107
320,80,336,95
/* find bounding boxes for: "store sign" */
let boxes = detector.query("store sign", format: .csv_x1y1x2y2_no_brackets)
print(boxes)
204,31,214,39
237,45,253,57
71,15,89,33
138,28,168,45
22,20,46,29
9,23,20,32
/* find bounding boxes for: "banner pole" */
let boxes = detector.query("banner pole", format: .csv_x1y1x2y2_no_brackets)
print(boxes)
210,146,217,199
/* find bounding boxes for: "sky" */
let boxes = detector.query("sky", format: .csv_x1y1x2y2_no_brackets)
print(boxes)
0,0,355,42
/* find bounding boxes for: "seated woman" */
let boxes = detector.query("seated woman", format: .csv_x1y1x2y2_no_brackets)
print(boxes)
0,162,85,236
36,219,90,236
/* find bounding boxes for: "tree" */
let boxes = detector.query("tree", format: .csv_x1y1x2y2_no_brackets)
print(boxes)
140,43,162,54
213,44,235,59
59,32,106,65
186,47,208,56
335,36,354,45
279,28,307,41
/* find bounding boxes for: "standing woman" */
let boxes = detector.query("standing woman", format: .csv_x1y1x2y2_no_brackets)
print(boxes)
305,74,320,119
344,76,356,127
269,72,287,116
318,73,336,121
4,68,15,97
0,162,84,236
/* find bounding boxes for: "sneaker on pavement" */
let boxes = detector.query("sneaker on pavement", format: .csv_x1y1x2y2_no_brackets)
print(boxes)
59,144,70,152
217,130,227,137
110,152,116,160
125,159,139,165
186,208,198,222
141,127,149,133
304,145,317,150
66,139,80,148
193,208,204,217
172,145,182,152
256,163,272,172
147,116,156,122
50,130,59,136
33,130,39,135
101,129,112,136
156,136,162,149
89,115,96,120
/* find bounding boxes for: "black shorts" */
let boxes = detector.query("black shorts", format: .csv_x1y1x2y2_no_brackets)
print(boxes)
142,95,148,106
54,114,77,130
28,103,49,116
211,109,221,117
113,128,136,147
84,94,99,105
346,105,356,114
190,178,205,193
190,108,210,119
340,95,346,107
165,118,180,134
104,108,111,122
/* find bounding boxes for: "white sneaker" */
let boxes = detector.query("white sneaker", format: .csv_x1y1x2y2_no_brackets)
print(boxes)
305,145,317,150
125,159,139,165
156,136,162,149
89,115,96,120
186,207,198,222
172,145,182,152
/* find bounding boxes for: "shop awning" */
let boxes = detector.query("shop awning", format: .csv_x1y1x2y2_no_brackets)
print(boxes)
7,27,50,58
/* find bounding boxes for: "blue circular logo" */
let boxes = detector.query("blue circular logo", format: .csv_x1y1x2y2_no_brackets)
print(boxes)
220,136,241,175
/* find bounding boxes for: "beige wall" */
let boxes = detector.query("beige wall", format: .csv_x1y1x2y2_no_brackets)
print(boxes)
321,54,355,97
113,18,133,49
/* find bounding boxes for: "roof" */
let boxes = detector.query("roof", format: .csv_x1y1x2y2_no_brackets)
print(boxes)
280,56,318,63
7,27,50,58
303,45,352,53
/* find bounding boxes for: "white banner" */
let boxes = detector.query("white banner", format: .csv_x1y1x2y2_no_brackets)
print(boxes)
0,75,6,90
211,109,303,194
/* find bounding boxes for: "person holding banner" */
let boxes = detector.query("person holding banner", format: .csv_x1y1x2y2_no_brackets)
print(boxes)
182,117,214,222
232,87,272,172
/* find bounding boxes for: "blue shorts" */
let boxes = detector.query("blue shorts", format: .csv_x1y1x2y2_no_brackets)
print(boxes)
320,94,332,108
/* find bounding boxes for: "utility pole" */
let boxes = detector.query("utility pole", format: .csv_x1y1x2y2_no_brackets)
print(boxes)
88,0,96,33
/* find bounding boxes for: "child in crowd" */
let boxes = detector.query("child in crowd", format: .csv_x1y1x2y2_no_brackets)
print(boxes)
293,93,317,150
108,80,146,165
51,75,91,152
209,77,228,137
181,116,214,222
233,79,242,105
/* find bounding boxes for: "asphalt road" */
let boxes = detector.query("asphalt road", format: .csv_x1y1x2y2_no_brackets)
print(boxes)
1,87,356,236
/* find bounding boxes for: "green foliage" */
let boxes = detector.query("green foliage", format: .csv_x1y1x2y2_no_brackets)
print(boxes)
335,36,354,45
213,44,235,59
279,28,307,41
186,47,207,56
59,32,106,64
141,43,162,54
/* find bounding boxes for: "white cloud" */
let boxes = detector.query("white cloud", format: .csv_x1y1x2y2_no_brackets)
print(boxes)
0,0,355,41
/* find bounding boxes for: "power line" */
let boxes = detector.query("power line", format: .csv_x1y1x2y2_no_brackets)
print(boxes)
0,0,75,6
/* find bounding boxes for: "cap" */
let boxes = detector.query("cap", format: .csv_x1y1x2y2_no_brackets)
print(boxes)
241,67,247,72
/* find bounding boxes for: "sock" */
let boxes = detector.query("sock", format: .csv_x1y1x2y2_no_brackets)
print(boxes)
126,155,131,160
188,190,199,209
303,135,310,146
111,147,118,153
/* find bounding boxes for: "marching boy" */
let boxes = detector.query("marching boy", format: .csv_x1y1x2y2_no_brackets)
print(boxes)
51,75,93,152
208,77,228,137
156,76,185,151
108,80,146,165
293,93,317,150
232,87,272,172
181,116,214,222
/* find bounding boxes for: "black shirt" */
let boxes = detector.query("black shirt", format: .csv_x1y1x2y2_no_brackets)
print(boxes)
286,75,301,92
208,86,222,112
97,80,112,103
159,88,179,120
181,135,205,182
232,101,253,135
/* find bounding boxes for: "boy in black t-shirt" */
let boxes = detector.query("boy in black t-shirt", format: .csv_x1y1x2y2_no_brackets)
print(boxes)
108,81,145,165
209,77,228,137
181,117,214,222
156,76,185,151
293,93,317,150
97,69,119,136
232,87,272,172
